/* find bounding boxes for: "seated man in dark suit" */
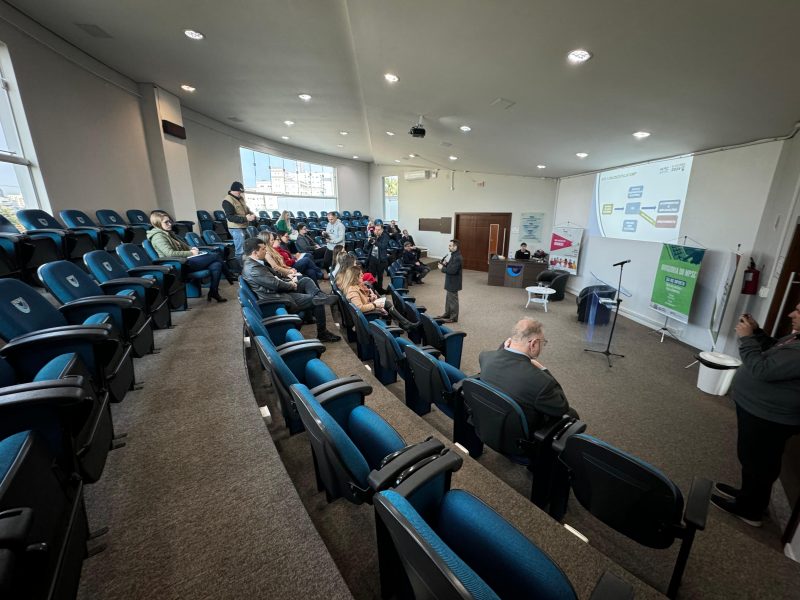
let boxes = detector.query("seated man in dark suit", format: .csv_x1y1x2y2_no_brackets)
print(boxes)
514,242,531,260
242,238,341,343
479,318,577,430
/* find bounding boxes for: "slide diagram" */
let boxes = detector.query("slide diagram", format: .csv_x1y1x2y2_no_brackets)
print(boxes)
594,156,694,244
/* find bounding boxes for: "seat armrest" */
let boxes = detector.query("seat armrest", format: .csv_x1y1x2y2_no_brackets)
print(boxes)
399,295,415,303
684,477,713,530
0,377,85,396
316,380,373,405
309,375,365,397
385,326,404,337
100,277,155,289
260,315,302,328
59,295,134,310
0,385,86,411
550,419,588,454
127,265,172,276
442,331,467,341
25,228,66,237
394,288,409,295
588,571,634,600
275,339,326,357
367,437,446,492
152,257,186,266
392,449,463,496
419,345,441,358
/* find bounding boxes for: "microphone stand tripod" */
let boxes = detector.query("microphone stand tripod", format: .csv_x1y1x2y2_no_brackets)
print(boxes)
585,261,626,367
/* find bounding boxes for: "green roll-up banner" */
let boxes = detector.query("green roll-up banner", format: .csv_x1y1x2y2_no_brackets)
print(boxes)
649,244,705,324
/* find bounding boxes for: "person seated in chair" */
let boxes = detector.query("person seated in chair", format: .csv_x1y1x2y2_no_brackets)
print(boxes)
401,242,430,283
340,264,417,330
479,318,577,431
294,223,327,264
400,229,416,249
514,242,531,260
242,238,341,343
147,210,233,303
275,231,326,281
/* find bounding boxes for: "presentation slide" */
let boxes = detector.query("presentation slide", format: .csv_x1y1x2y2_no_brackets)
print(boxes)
593,156,694,243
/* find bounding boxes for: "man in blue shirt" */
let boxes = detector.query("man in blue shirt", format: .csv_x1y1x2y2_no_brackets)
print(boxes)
322,211,345,270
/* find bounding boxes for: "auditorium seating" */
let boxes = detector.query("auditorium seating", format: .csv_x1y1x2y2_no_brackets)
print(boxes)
0,278,135,405
0,214,60,285
96,209,147,244
403,345,465,417
116,243,188,310
126,209,152,229
142,240,210,299
16,209,97,265
84,250,172,329
59,209,128,250
368,320,416,385
560,434,711,598
418,312,466,369
38,260,155,358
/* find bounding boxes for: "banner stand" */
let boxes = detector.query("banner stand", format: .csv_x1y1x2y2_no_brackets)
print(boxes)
652,315,679,343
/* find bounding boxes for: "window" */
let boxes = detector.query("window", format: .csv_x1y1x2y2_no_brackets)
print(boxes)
0,43,46,231
383,175,398,221
239,147,337,215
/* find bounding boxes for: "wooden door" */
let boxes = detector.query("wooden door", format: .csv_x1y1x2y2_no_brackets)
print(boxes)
454,212,512,272
765,224,800,336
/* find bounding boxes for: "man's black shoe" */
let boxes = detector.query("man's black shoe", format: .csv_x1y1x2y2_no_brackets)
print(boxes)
434,315,449,321
317,330,342,343
312,293,339,306
713,482,740,501
710,494,762,527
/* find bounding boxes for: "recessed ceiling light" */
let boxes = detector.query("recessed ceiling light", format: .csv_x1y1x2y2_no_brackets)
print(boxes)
336,144,344,148
633,131,651,139
576,152,589,158
284,120,295,126
449,156,458,161
184,29,205,40
352,155,359,159
384,73,399,83
339,131,348,136
567,49,592,64
459,125,471,132
298,94,312,102
281,135,289,140
180,84,196,92
385,131,395,136
394,159,401,163
537,164,546,169
409,154,416,158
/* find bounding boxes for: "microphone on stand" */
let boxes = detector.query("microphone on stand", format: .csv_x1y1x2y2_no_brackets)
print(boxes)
612,259,631,267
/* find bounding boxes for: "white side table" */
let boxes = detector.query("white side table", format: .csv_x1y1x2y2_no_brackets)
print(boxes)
525,286,556,312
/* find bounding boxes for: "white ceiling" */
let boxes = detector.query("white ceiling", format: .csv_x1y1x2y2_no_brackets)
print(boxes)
7,0,800,178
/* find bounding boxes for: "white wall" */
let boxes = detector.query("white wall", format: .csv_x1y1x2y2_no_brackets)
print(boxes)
555,142,783,352
0,9,156,218
369,166,557,258
183,110,369,214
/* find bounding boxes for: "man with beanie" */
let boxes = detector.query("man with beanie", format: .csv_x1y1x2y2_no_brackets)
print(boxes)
222,181,256,264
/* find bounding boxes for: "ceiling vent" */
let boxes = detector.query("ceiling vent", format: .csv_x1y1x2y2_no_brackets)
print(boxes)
404,170,434,182
75,23,113,38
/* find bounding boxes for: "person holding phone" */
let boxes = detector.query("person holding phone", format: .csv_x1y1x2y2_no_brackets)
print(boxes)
711,306,800,527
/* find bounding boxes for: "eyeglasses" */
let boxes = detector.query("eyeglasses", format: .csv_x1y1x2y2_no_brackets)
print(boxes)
162,219,173,225
533,338,548,346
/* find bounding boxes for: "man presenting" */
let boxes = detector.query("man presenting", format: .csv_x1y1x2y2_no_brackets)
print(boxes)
322,211,346,271
242,238,341,343
222,181,256,264
711,305,800,527
436,239,462,323
479,318,576,431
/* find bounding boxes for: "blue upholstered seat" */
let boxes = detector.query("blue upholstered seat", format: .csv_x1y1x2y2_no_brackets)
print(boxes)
84,250,172,329
403,345,465,417
368,320,414,385
16,208,97,263
97,209,148,243
125,209,151,228
38,260,155,358
116,243,187,310
419,312,466,369
60,209,128,250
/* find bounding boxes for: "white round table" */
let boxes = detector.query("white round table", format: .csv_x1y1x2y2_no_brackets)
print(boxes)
525,286,556,312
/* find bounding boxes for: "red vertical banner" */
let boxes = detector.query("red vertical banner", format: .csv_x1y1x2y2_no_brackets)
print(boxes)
549,226,583,274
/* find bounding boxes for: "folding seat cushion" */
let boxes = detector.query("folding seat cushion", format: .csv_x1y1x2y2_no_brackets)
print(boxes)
374,450,579,600
59,209,125,250
16,209,95,262
0,430,89,599
38,260,155,358
116,243,187,310
0,279,135,405
242,305,301,348
0,215,62,285
96,209,148,242
196,210,214,232
419,312,466,369
84,250,172,328
369,320,415,385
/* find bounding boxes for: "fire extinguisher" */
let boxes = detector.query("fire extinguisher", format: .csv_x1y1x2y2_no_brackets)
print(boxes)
741,258,760,295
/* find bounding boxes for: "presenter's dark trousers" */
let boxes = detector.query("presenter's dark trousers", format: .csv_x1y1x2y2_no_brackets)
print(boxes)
368,258,388,294
444,290,459,320
736,404,800,514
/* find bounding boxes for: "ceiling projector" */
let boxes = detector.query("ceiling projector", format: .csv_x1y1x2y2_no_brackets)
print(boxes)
409,118,426,138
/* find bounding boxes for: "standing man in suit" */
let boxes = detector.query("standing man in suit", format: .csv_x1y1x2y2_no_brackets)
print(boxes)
365,222,391,294
436,239,462,323
479,318,576,431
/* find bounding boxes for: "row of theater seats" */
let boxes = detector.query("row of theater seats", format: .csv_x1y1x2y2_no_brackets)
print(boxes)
238,277,633,598
241,256,715,598
0,210,229,596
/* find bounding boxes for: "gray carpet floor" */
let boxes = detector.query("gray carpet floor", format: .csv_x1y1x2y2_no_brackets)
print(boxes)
76,288,353,600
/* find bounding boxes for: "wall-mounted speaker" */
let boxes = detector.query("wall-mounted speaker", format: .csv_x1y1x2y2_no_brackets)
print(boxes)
162,120,187,139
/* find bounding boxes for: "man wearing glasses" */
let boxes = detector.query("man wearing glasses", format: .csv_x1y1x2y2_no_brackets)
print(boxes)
479,318,577,430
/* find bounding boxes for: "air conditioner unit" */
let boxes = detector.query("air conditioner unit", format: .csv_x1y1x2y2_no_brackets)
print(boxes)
404,169,433,181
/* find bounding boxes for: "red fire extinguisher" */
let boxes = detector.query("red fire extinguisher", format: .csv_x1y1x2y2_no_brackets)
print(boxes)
741,258,760,295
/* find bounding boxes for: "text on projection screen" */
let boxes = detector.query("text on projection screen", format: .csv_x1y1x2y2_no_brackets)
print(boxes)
594,156,694,243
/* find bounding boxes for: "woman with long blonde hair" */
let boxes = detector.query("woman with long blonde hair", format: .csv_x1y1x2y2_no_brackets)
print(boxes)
341,265,416,329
